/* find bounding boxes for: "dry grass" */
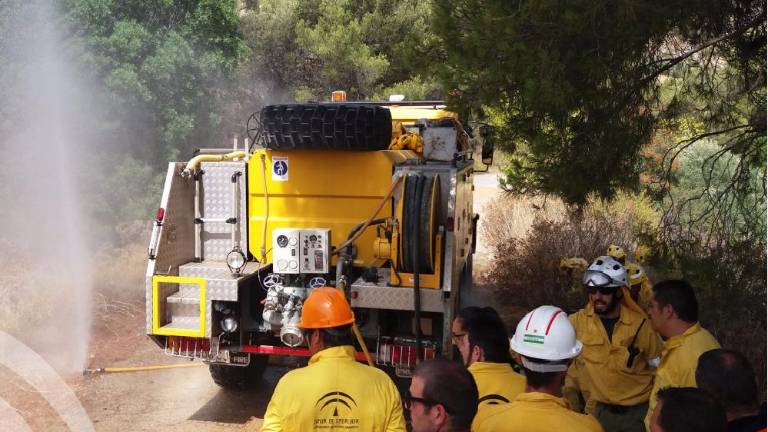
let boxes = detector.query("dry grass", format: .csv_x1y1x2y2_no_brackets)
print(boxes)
481,195,567,246
481,193,660,325
0,240,55,335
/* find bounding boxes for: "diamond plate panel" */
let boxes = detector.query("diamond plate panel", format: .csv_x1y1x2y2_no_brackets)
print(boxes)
147,163,196,333
350,269,444,312
153,163,196,274
200,162,248,260
178,261,260,302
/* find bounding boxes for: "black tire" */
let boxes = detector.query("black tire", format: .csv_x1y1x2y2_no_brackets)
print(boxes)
260,103,392,151
209,354,269,390
458,254,474,309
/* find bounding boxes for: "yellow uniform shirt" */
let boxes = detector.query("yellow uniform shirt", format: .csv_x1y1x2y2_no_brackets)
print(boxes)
566,302,662,408
472,392,604,432
260,346,406,432
468,361,526,416
644,323,720,430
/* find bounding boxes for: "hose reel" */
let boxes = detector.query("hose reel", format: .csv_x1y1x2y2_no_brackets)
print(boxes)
398,174,440,275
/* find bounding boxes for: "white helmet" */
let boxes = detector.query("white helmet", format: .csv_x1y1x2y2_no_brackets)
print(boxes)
583,256,628,288
510,305,582,372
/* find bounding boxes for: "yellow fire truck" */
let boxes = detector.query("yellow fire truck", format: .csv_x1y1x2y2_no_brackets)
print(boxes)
145,94,493,388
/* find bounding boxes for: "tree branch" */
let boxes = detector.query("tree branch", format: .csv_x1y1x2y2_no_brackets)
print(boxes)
640,14,765,84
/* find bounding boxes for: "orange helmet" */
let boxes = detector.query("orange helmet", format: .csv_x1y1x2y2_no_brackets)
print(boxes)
299,287,355,329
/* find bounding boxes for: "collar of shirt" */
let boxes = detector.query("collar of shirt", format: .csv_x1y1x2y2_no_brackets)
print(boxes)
514,392,570,408
663,322,702,352
468,361,515,375
308,345,356,365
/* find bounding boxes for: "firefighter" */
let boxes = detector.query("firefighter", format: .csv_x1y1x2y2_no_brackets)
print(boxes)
625,263,653,310
560,256,590,297
607,245,627,265
696,349,767,432
260,287,405,432
565,256,662,432
473,305,603,432
408,358,479,432
649,387,727,432
451,307,525,415
644,280,720,431
634,245,651,266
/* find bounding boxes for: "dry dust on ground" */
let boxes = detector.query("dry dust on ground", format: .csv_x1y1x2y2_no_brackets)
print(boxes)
2,170,504,431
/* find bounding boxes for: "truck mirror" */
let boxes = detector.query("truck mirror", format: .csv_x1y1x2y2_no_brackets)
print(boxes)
480,125,495,166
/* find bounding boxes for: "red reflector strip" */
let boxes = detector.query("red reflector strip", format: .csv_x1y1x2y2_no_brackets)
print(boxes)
545,310,564,335
242,345,370,362
524,309,535,331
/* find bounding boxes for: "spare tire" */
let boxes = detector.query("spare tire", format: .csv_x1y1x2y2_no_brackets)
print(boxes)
260,103,392,151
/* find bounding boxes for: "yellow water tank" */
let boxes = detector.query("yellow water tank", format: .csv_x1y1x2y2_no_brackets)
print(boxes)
248,149,417,267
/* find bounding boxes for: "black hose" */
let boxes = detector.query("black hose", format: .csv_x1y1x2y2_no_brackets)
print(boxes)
413,175,425,362
346,218,389,241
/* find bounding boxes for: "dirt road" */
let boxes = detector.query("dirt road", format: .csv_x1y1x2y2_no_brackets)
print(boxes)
2,171,502,431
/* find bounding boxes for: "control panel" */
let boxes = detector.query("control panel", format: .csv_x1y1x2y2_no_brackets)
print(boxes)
300,229,331,274
273,229,301,274
272,228,331,274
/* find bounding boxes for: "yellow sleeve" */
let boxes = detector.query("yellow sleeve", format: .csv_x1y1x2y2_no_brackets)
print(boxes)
385,380,407,432
260,382,284,432
564,363,585,413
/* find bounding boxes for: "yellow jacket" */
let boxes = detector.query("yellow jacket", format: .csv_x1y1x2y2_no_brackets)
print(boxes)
644,323,720,430
566,299,662,408
472,392,604,432
468,361,526,414
260,346,406,432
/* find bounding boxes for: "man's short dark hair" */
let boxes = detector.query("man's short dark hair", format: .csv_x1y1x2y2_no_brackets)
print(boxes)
696,349,759,413
520,356,565,388
652,279,699,322
312,325,354,348
656,387,726,432
414,358,478,430
458,307,512,363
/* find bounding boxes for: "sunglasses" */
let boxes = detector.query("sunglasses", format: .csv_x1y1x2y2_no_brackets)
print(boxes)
404,391,453,414
404,391,436,410
451,332,467,344
586,285,619,295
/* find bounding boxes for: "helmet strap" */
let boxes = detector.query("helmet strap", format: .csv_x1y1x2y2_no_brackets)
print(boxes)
521,356,569,373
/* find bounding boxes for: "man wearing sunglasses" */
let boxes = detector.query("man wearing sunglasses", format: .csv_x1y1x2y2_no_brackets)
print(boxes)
565,256,662,432
407,358,478,432
261,287,405,431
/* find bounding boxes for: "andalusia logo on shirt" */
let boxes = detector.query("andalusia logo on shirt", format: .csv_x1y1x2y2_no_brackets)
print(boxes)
314,391,360,429
478,394,511,405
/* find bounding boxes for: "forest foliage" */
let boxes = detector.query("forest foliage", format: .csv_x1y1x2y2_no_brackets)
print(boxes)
0,0,763,284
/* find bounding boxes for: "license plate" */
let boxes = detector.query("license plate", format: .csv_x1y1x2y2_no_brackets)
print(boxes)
229,352,251,366
394,365,413,378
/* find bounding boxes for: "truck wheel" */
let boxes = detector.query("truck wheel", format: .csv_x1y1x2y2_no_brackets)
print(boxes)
209,354,269,390
260,103,392,151
458,255,474,308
